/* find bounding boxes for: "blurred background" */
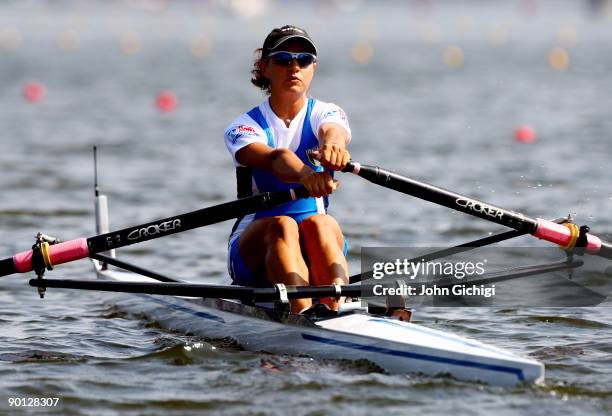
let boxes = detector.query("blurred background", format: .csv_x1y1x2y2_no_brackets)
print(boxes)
0,1,611,415
1,0,610,272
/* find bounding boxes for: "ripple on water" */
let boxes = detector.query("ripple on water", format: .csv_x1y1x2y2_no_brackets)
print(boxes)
126,339,224,366
0,208,90,217
532,345,587,361
538,381,612,400
0,350,87,363
524,316,610,329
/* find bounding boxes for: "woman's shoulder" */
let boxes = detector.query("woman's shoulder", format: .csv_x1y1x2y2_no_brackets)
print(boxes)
310,99,349,124
225,100,268,131
224,112,266,145
226,112,256,129
311,99,347,116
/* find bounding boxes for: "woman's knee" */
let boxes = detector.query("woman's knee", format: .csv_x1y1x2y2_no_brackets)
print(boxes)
300,214,344,248
299,215,342,242
265,216,300,242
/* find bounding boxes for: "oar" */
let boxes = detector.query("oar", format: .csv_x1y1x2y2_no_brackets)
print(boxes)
348,217,568,284
0,187,309,278
342,161,612,260
28,278,364,302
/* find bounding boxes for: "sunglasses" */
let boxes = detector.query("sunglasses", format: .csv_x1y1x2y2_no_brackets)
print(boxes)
267,51,317,68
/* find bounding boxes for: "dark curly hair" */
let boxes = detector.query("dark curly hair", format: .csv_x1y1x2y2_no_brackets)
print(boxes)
250,48,271,94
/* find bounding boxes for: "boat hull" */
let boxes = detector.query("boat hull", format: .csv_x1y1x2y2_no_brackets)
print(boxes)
94,262,544,386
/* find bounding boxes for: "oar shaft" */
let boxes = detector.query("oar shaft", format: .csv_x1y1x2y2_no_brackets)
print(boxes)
87,188,307,252
349,227,544,284
0,187,309,277
344,162,612,259
344,162,538,232
0,258,16,276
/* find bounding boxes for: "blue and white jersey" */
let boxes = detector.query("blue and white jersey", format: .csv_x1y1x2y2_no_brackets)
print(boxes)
224,97,351,246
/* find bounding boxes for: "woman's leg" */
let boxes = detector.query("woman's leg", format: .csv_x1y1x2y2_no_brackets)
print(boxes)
238,216,311,313
298,214,348,310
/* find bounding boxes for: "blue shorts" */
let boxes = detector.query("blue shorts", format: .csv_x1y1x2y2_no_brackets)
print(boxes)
228,214,349,287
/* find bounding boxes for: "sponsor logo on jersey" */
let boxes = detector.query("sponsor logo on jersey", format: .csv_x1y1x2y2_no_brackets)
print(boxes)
323,108,348,124
306,146,321,167
228,125,257,143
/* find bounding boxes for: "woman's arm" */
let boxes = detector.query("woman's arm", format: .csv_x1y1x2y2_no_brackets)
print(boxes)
314,123,351,171
236,144,337,197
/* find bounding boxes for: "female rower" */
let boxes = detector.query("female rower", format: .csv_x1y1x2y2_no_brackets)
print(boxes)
224,25,351,313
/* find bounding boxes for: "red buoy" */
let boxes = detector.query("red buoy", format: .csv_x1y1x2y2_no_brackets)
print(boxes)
22,81,47,103
514,125,537,143
155,90,178,113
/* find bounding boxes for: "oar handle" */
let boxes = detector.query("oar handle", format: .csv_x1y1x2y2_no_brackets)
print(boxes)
290,186,310,200
342,160,359,174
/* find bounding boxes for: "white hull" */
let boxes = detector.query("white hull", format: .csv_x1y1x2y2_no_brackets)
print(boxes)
93,261,544,386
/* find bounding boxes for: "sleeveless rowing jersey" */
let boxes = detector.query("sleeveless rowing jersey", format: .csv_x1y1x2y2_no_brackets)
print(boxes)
224,97,351,247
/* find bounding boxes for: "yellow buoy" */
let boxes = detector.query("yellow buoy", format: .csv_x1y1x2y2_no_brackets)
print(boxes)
548,46,569,71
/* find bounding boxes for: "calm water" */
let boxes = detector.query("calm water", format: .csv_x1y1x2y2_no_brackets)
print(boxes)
0,1,611,415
